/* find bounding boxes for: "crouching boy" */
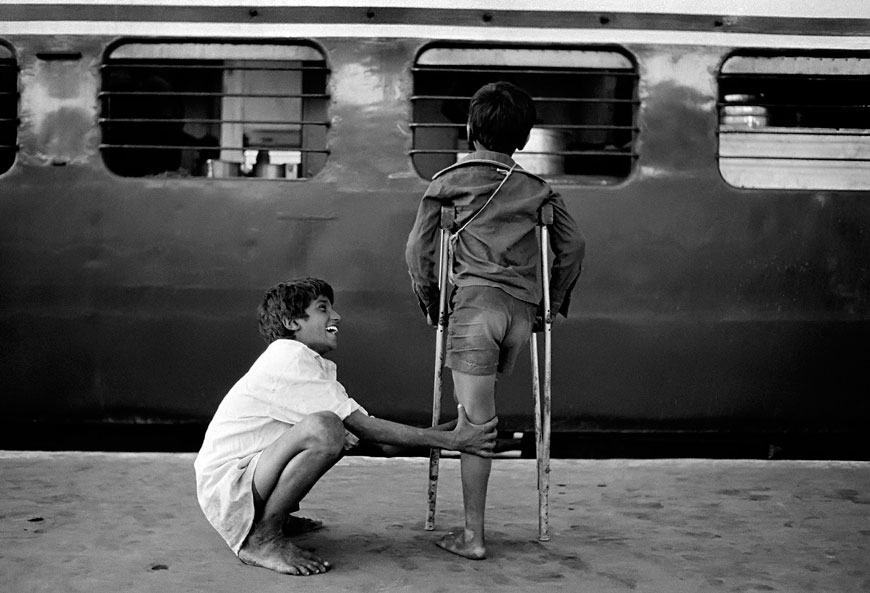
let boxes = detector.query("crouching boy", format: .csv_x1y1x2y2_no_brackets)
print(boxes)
194,277,497,576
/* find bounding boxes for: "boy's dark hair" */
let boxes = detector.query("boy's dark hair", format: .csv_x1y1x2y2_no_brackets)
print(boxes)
467,81,536,154
257,277,335,343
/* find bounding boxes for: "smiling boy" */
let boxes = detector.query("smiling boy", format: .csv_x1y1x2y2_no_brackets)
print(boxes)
194,277,498,576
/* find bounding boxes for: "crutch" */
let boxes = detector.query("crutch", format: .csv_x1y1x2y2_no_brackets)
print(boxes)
425,205,454,531
530,203,553,542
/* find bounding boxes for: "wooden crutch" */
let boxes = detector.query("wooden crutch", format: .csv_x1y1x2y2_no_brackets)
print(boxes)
530,203,553,542
425,205,454,531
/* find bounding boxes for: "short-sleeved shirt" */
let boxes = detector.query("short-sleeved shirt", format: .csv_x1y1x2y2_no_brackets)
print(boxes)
194,339,367,554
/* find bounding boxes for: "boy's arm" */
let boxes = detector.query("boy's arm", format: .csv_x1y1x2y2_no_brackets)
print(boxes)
343,405,497,457
547,191,586,318
405,186,444,324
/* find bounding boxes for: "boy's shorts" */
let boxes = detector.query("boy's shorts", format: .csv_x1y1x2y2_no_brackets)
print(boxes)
446,285,536,376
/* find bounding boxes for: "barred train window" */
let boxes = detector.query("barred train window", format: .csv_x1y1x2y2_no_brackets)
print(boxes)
719,54,870,190
100,42,329,179
0,43,17,174
411,46,638,183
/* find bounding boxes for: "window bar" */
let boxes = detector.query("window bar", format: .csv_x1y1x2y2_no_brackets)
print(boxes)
410,148,637,157
410,122,638,131
718,128,870,136
99,91,330,99
411,95,638,104
411,67,637,77
718,154,870,162
99,143,329,153
719,73,870,81
718,101,869,109
102,64,328,72
98,118,329,126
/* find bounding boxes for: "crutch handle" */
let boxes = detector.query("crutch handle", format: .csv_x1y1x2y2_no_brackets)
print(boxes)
440,205,454,231
539,203,554,227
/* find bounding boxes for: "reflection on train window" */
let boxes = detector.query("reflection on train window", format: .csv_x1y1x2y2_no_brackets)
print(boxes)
0,43,17,174
719,55,870,190
411,46,639,183
100,42,329,179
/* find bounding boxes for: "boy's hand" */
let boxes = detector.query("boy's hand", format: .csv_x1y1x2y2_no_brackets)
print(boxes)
450,404,497,457
426,302,440,327
416,289,441,327
533,302,545,332
533,311,544,333
533,304,559,333
433,418,458,431
343,430,360,450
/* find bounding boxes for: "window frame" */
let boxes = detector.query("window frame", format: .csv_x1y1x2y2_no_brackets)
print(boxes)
717,50,870,191
0,41,18,175
99,38,331,181
410,42,640,184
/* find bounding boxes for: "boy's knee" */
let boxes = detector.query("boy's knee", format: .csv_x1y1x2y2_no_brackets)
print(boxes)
300,411,345,456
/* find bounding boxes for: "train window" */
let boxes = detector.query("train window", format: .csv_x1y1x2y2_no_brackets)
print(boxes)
719,55,870,190
100,42,329,179
411,46,638,183
0,43,17,174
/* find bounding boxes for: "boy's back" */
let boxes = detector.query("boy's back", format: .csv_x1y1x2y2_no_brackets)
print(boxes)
405,148,583,322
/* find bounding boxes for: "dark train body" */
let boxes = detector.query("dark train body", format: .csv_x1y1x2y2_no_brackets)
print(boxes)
1,2,868,455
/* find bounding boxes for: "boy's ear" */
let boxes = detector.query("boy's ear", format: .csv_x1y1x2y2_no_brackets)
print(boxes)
282,317,300,331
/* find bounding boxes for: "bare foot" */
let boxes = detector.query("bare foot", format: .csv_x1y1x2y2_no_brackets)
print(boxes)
239,530,330,576
435,530,486,560
282,515,324,536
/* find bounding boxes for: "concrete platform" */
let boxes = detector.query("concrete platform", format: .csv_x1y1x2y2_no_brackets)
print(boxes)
1,452,868,593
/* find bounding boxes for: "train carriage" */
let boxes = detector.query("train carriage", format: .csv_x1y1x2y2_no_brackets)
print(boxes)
1,1,868,455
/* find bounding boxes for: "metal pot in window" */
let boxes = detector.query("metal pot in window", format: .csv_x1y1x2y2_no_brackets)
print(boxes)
721,95,768,128
205,159,242,178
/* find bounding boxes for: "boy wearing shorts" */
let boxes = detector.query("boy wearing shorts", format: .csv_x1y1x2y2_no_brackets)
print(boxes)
194,277,497,576
405,81,585,559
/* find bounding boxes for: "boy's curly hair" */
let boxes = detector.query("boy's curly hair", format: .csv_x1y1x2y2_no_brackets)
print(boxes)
257,277,335,343
467,81,536,154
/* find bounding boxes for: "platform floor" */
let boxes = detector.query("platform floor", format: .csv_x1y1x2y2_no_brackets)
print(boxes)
1,452,868,593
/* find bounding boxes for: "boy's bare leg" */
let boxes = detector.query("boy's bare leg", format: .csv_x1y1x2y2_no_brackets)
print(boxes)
436,371,497,560
281,514,324,535
267,501,323,534
239,411,345,576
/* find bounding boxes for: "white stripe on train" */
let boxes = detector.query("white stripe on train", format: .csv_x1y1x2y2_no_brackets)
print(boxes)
1,22,869,50
1,0,868,20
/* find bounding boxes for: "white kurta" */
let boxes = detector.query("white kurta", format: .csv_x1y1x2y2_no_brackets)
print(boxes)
194,339,366,554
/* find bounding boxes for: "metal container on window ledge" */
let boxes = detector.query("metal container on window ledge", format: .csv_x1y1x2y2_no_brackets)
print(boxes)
204,159,242,178
514,128,567,175
253,163,286,178
722,94,768,128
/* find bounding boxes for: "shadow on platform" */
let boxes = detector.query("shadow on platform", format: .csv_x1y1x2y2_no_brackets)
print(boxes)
1,421,868,461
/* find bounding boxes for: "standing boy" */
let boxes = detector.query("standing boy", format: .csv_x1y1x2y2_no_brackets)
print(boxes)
194,277,497,576
405,81,585,559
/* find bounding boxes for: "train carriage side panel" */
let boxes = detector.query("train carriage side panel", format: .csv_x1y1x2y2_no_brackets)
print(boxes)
0,5,868,447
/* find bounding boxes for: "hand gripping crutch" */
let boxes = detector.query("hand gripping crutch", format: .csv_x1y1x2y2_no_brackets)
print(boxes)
530,203,554,542
425,205,454,531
